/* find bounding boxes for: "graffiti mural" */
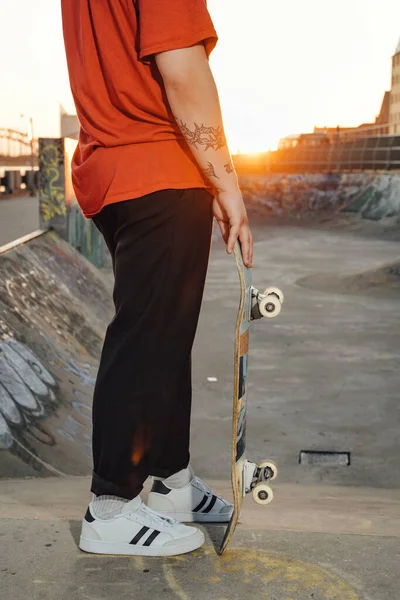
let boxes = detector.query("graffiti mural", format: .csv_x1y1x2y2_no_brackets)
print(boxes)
239,173,376,216
0,232,114,477
38,137,109,268
0,337,58,450
0,332,94,473
38,139,67,229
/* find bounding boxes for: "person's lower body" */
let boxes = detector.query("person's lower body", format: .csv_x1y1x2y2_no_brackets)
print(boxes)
79,188,232,556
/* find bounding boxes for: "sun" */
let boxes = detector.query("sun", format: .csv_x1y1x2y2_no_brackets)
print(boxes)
230,138,280,155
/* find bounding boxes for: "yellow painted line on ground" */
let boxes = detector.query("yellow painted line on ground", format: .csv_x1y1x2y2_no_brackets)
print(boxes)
163,560,191,600
163,547,361,600
74,545,362,599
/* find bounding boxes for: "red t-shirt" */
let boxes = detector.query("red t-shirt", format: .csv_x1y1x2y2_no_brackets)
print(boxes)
61,0,218,218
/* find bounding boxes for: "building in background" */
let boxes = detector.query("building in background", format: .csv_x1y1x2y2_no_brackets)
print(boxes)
60,105,79,139
311,89,391,145
375,91,390,126
280,37,399,147
389,39,400,134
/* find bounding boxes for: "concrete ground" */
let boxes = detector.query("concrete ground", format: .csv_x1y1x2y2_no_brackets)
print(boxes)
1,477,399,600
1,205,400,599
0,195,40,246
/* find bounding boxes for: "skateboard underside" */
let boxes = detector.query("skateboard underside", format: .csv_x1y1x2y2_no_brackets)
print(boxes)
218,243,251,555
218,243,281,555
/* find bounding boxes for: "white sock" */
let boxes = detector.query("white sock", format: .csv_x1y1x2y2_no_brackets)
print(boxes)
91,495,130,519
153,465,194,489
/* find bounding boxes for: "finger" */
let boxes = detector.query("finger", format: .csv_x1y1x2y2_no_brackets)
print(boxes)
239,227,252,267
249,231,254,266
217,219,229,244
239,221,252,268
227,225,240,255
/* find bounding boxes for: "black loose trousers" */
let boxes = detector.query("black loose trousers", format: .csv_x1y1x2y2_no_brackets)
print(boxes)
90,188,213,499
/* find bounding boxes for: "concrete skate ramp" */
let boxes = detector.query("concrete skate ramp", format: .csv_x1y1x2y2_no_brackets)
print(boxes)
297,260,400,297
240,172,400,222
345,174,400,219
0,231,113,479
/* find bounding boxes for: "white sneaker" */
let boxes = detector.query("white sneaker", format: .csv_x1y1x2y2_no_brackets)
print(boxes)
147,477,233,523
79,496,205,556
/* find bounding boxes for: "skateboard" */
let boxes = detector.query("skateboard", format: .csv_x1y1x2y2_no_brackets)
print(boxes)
218,241,284,555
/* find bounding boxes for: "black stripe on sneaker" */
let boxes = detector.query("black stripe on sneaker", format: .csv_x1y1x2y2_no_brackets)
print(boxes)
130,526,150,545
202,495,217,513
143,530,161,547
193,495,209,513
84,507,95,523
150,480,171,495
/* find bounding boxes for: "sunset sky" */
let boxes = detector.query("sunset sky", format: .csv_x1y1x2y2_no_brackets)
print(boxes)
1,0,400,152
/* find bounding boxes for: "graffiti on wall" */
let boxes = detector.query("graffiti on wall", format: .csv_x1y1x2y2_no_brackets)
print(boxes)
38,138,66,225
0,337,58,450
38,137,109,268
0,333,93,473
56,388,92,459
239,173,376,216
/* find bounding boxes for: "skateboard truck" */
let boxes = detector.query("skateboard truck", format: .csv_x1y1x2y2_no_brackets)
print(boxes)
242,459,278,505
251,286,284,320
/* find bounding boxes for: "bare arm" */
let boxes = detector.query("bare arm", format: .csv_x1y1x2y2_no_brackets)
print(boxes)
155,44,253,267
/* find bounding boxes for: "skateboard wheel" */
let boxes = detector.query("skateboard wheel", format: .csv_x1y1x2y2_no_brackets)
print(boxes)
259,460,278,481
259,295,281,318
263,287,284,304
253,483,274,505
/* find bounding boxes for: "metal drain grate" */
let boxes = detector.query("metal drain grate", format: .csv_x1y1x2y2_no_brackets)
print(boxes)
299,451,351,466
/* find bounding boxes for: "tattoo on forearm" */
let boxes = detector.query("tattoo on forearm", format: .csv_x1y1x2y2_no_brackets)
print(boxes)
203,162,219,179
178,120,227,151
224,162,234,174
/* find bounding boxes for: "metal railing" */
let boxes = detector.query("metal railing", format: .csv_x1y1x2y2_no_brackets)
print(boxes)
316,122,392,143
0,128,38,157
270,133,400,173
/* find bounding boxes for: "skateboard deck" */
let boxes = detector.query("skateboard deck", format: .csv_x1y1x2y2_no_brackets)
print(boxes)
218,242,283,555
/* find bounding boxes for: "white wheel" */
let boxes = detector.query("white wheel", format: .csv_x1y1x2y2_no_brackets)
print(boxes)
263,286,284,304
259,460,278,481
259,295,282,318
253,483,274,505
